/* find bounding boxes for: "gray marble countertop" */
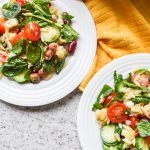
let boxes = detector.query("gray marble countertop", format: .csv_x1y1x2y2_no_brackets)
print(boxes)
0,89,82,150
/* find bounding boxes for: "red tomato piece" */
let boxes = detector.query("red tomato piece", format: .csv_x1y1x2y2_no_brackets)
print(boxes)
24,22,41,41
0,51,7,63
104,92,116,106
16,0,26,6
0,18,6,35
146,136,150,146
10,30,25,45
107,102,128,123
128,116,138,129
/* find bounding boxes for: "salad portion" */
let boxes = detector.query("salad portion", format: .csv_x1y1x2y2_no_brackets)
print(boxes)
92,69,150,150
0,0,79,83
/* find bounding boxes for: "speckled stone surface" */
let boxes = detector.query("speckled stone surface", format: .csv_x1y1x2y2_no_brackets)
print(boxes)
0,89,82,150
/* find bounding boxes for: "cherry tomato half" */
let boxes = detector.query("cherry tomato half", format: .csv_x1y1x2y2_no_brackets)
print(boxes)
0,18,6,35
16,0,26,6
0,51,7,63
10,29,25,45
24,22,41,41
104,92,116,106
107,102,127,123
128,116,138,129
146,136,150,146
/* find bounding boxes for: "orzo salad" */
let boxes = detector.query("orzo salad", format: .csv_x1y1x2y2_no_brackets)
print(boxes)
92,69,150,150
0,0,79,83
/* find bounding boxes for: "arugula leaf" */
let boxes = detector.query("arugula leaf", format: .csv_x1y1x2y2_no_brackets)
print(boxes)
43,57,55,73
131,96,150,104
114,71,123,92
123,80,148,92
55,58,66,74
61,25,79,42
92,84,112,111
106,92,124,107
1,58,28,77
2,2,21,19
8,39,24,60
62,12,74,25
137,120,150,137
26,42,41,65
115,126,122,135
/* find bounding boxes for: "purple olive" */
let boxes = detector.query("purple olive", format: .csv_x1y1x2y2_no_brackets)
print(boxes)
30,73,40,83
67,40,77,54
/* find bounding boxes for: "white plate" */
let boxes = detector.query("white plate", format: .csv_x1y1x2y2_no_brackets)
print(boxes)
0,0,96,106
77,53,150,150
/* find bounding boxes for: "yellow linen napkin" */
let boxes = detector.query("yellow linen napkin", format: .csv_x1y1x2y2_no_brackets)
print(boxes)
79,0,150,91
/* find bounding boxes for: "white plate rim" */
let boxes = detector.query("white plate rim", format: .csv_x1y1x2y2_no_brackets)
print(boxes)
0,0,97,106
77,53,150,150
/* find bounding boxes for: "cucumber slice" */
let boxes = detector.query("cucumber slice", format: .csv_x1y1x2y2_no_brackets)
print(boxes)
13,69,30,83
135,137,149,150
41,26,60,43
101,125,117,144
103,144,119,150
103,144,110,150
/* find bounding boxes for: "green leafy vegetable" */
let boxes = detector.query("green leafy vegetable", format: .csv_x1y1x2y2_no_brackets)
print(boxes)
114,71,123,92
26,42,41,65
55,58,66,74
92,84,112,111
62,12,74,24
43,57,55,72
131,96,150,104
8,39,24,60
115,126,122,135
1,58,28,77
61,25,79,42
123,80,148,92
2,2,21,19
22,13,62,28
134,68,150,75
137,120,150,137
106,92,124,107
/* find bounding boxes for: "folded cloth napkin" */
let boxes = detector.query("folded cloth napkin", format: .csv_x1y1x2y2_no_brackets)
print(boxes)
79,0,150,91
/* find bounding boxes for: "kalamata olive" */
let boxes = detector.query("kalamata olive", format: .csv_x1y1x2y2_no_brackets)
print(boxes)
67,40,77,54
49,43,58,51
30,73,40,83
38,69,45,78
45,50,53,59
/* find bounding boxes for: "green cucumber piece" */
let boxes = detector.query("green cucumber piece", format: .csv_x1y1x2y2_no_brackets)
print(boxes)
13,68,30,83
135,137,149,150
103,144,110,150
101,125,117,144
103,144,119,150
41,26,60,43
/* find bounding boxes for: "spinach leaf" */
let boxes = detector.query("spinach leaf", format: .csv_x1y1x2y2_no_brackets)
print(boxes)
55,58,66,74
114,71,123,92
8,39,24,60
61,25,79,42
1,58,28,77
21,2,34,12
2,2,21,19
26,42,41,65
43,57,55,72
131,96,150,104
92,84,112,111
137,120,150,137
